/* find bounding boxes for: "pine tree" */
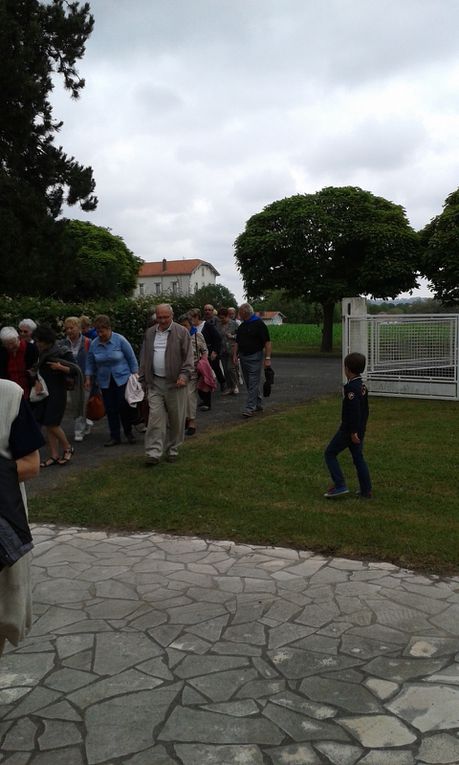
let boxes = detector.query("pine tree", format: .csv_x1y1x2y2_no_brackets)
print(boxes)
0,0,97,294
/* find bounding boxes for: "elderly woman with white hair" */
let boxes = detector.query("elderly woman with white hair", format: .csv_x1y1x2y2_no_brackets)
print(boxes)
18,319,37,343
0,326,38,399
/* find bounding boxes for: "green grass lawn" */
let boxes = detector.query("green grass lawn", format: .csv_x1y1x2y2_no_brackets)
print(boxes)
270,323,342,355
29,396,459,575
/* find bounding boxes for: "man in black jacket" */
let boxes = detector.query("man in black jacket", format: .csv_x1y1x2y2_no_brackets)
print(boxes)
234,303,272,418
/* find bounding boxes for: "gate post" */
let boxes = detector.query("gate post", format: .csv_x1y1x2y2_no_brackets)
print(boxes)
342,298,368,381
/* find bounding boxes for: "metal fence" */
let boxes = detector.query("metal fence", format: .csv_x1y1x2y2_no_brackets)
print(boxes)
343,299,459,400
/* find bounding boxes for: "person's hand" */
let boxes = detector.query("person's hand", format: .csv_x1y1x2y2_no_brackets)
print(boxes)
176,377,187,388
351,432,361,444
47,361,64,371
34,381,43,394
263,358,272,367
84,376,92,391
210,351,217,361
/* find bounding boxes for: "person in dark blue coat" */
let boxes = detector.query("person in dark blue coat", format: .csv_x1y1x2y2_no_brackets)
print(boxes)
324,352,372,499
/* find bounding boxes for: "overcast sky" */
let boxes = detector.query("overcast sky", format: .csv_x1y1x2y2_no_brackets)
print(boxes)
53,0,459,302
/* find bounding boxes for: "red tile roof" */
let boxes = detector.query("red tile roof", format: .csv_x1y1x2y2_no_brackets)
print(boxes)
256,311,286,319
138,259,219,277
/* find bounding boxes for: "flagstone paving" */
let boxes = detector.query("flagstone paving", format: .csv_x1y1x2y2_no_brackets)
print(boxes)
1,526,459,764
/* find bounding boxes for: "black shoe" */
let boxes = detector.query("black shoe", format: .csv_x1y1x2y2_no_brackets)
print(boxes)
104,439,121,447
185,427,196,436
126,433,136,444
166,454,178,463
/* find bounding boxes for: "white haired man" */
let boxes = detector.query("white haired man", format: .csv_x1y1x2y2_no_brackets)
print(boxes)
139,304,194,465
234,303,272,418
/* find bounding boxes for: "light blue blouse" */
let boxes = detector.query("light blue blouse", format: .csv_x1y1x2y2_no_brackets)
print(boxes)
85,332,138,388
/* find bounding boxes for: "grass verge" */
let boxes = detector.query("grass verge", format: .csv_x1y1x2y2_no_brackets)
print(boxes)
270,323,342,355
29,396,459,575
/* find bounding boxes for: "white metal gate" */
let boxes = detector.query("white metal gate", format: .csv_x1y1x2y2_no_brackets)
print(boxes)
342,298,459,400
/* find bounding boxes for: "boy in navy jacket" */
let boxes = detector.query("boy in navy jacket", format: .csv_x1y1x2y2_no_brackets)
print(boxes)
324,352,372,499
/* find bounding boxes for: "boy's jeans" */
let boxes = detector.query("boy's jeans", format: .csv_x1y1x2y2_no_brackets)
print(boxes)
324,429,372,496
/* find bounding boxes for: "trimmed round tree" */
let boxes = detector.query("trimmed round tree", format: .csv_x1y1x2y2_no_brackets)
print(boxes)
234,186,420,351
420,188,459,305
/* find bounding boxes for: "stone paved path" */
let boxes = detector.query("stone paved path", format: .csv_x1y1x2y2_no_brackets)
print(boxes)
2,525,459,764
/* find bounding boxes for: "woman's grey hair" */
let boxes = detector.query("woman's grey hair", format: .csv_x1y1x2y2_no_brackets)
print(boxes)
187,308,201,320
0,326,19,344
239,303,254,317
19,318,37,331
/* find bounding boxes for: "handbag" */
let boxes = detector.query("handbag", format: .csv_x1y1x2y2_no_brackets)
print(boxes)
86,391,105,421
29,372,49,402
0,456,33,569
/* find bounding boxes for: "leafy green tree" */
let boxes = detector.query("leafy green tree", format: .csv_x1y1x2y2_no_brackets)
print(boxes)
235,187,420,351
192,283,237,310
0,0,97,295
420,188,459,305
55,220,142,299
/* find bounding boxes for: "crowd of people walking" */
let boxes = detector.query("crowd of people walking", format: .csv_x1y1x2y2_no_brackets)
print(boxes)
0,302,273,468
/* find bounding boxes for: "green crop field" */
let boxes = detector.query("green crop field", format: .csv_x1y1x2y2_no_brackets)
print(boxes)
269,323,342,355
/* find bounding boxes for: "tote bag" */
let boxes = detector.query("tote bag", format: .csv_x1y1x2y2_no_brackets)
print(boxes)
86,392,105,421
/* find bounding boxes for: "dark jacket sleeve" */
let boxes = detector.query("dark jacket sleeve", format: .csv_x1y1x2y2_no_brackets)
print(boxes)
341,382,362,433
202,322,221,355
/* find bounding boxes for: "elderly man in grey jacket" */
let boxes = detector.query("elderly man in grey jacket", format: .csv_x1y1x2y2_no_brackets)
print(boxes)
139,304,194,465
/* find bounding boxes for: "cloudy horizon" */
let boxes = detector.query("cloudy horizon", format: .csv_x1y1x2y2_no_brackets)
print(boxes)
52,0,459,302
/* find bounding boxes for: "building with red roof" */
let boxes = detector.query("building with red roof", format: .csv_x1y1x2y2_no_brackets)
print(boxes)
135,258,219,297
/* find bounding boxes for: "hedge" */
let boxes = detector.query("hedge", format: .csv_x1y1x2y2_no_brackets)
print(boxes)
0,294,203,356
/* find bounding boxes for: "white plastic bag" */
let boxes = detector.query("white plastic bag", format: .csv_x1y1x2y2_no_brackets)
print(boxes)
29,372,49,403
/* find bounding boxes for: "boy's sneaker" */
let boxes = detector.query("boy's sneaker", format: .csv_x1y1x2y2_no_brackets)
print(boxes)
323,486,349,498
355,490,372,499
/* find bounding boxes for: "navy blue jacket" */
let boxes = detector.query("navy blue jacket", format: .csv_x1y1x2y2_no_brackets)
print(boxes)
340,376,369,436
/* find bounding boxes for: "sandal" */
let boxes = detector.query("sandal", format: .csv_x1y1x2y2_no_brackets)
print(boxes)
57,446,74,466
40,457,59,468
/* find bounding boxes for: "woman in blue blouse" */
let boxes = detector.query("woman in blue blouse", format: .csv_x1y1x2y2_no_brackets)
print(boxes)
85,315,139,447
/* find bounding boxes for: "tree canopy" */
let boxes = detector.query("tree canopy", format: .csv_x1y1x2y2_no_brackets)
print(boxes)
420,188,459,305
0,0,97,294
234,186,420,350
55,220,142,300
192,283,237,309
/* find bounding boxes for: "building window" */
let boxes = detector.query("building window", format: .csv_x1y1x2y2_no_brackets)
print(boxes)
155,283,161,295
139,283,144,296
172,281,178,294
201,267,205,277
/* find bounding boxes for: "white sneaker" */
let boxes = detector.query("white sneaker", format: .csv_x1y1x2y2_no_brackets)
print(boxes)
74,434,84,442
233,386,239,394
84,426,92,435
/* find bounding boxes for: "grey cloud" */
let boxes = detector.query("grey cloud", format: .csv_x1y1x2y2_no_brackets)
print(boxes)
302,117,427,174
52,0,459,302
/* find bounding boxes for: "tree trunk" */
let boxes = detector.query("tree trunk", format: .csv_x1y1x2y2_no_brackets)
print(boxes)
320,302,335,352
